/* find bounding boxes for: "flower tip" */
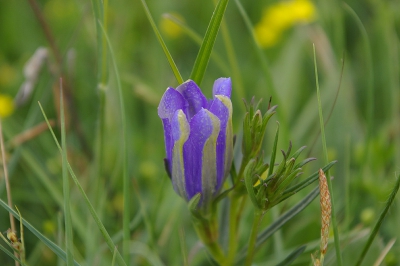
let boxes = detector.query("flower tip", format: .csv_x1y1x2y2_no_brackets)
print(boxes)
213,77,232,98
157,87,185,119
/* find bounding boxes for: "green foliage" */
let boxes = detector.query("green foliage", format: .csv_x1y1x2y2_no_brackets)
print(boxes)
0,0,399,265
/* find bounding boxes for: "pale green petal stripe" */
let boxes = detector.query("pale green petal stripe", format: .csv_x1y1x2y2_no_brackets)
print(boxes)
172,110,190,200
215,95,233,178
201,110,220,209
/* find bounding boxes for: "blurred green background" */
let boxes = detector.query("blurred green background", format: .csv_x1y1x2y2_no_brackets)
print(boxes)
0,0,399,265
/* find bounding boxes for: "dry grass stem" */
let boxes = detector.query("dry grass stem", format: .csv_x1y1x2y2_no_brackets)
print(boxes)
0,118,19,266
8,120,56,148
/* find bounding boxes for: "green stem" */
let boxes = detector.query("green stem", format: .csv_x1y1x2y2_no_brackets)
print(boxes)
237,156,250,184
60,81,74,266
98,22,130,263
224,156,251,263
313,45,343,266
194,217,224,263
245,210,265,266
225,196,240,264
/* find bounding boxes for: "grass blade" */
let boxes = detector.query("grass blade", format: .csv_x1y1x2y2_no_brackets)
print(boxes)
129,241,165,266
313,44,343,265
355,174,400,266
268,122,279,176
38,102,127,266
162,13,230,75
97,22,131,263
233,0,288,132
0,243,22,264
342,3,374,161
140,0,183,84
275,245,306,266
236,186,320,262
190,0,230,85
282,161,337,196
0,199,81,266
60,81,74,266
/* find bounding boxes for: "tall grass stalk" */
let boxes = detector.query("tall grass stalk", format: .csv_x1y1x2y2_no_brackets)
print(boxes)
313,44,343,266
15,207,26,264
0,199,81,266
0,118,18,266
355,174,400,266
233,0,289,144
190,0,230,85
217,8,245,111
98,22,130,263
60,81,74,266
342,4,374,162
161,14,230,75
90,0,108,263
38,102,127,266
140,0,183,84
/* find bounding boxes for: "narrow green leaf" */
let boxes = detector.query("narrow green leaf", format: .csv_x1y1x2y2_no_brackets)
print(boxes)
244,159,261,209
60,80,74,266
129,241,165,266
90,3,108,262
16,206,26,264
294,157,316,169
190,0,230,85
236,186,319,262
111,247,117,266
283,161,337,195
275,167,302,193
355,174,400,266
98,22,131,263
0,243,22,264
290,146,306,161
38,103,127,266
233,0,288,129
275,245,306,266
0,199,81,266
188,193,206,222
140,0,183,84
343,3,374,159
162,13,230,75
268,122,280,176
314,44,342,265
179,228,188,266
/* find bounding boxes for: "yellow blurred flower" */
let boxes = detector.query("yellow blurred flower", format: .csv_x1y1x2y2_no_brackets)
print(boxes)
0,94,15,118
291,0,316,23
255,0,316,48
160,13,184,39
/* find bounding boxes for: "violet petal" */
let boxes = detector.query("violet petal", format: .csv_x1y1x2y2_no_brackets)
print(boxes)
176,80,207,120
212,77,232,98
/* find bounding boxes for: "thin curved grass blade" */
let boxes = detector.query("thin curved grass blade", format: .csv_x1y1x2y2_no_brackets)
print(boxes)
282,161,337,196
313,44,342,266
276,245,307,266
38,102,127,266
236,186,319,262
190,0,230,85
140,0,183,84
0,243,22,264
355,174,400,266
162,13,230,75
0,199,81,266
130,241,165,266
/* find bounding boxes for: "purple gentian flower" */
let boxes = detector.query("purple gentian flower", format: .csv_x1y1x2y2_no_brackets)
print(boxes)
158,78,233,207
